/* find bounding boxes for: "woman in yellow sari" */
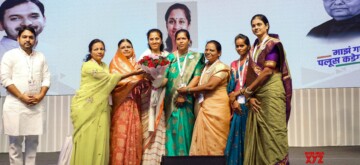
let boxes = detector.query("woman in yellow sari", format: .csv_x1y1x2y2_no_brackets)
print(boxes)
178,40,231,155
109,39,144,165
70,39,143,165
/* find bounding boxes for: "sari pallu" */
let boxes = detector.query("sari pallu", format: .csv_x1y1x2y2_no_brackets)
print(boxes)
164,51,205,156
225,58,249,165
244,34,292,165
189,61,231,156
246,34,292,123
141,89,166,165
70,61,122,165
109,49,143,165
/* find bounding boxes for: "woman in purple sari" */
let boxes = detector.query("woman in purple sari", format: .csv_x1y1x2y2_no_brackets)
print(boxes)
243,14,292,165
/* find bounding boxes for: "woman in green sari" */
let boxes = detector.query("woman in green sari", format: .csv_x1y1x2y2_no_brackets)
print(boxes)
164,29,205,156
244,14,292,165
70,39,143,165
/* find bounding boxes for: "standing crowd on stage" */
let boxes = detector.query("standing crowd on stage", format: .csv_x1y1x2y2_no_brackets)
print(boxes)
0,1,292,165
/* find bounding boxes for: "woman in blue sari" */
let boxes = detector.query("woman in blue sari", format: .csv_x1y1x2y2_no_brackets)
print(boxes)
225,34,251,165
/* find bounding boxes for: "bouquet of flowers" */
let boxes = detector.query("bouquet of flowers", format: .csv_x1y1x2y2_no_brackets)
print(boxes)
138,54,170,88
138,54,170,131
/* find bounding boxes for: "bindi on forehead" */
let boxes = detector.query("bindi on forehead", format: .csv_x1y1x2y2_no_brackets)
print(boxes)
170,18,183,20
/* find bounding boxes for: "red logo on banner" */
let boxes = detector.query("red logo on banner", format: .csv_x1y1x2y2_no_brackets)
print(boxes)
305,152,324,164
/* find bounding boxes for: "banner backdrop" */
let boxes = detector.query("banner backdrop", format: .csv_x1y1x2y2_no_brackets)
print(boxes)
0,0,359,95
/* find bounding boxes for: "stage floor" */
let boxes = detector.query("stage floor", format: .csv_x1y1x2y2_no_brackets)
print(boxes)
0,146,359,165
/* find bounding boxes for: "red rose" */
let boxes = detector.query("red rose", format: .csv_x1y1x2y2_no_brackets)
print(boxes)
164,59,170,65
144,56,150,60
148,60,155,68
154,59,159,66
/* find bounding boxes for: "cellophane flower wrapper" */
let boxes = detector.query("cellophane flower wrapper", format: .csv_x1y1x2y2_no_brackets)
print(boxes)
138,54,169,131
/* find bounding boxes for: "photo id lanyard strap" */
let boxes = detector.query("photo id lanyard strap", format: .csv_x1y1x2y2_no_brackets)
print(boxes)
198,59,219,104
176,51,189,83
25,54,34,83
252,35,268,63
237,57,248,89
199,60,219,86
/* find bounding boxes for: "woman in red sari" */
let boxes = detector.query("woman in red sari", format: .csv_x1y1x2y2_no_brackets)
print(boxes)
109,39,144,165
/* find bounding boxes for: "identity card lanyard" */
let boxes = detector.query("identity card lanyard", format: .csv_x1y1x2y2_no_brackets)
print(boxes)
176,51,189,87
25,53,38,96
198,59,219,103
25,54,34,83
238,57,248,90
252,35,268,63
237,57,247,104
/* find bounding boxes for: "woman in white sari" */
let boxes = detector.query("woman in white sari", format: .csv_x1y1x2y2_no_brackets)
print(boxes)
140,29,169,165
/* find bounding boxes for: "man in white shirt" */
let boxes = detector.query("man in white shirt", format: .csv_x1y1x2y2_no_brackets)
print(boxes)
0,0,46,97
1,26,50,165
0,0,74,95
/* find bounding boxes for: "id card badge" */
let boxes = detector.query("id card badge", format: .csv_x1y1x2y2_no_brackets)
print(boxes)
27,80,38,96
237,95,245,104
198,93,204,103
179,83,187,88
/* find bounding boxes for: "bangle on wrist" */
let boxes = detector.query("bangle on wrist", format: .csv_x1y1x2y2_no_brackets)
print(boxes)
245,87,253,95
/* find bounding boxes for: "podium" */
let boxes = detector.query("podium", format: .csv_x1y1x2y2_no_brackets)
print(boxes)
161,156,226,165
